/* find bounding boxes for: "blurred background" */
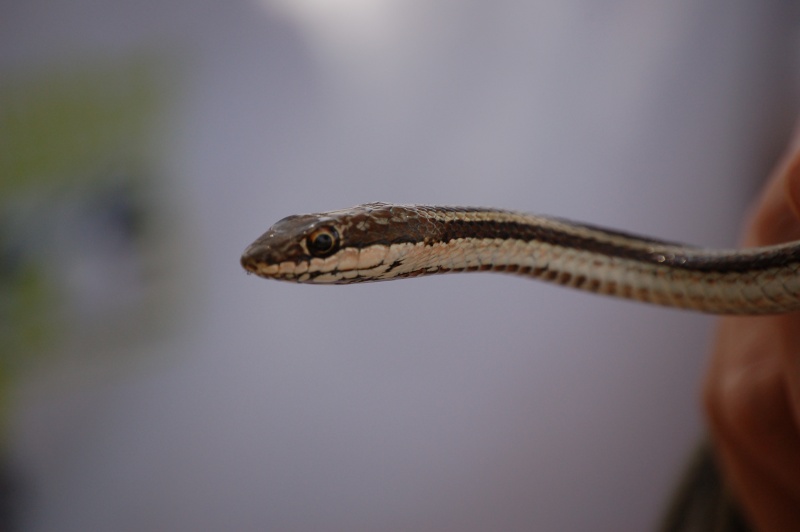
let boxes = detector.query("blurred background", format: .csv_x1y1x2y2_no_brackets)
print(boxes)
1,1,798,530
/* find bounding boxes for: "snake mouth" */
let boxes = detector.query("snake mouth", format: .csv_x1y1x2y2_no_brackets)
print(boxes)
240,240,308,280
240,254,342,283
240,253,259,274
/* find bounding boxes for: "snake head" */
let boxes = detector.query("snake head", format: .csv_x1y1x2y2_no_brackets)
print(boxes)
240,212,338,280
241,202,436,283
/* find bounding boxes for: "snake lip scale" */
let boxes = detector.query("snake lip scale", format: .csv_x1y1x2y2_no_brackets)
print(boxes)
241,202,800,315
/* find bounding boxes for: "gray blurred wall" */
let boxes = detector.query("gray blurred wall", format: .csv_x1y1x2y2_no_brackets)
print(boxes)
2,1,798,530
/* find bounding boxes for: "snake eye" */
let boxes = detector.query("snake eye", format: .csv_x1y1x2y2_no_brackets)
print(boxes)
307,226,340,257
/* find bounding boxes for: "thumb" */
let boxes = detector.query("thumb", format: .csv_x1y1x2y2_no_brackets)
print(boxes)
745,144,800,248
783,146,800,220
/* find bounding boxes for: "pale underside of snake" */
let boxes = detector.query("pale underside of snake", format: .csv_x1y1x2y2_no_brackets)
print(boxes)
240,202,800,315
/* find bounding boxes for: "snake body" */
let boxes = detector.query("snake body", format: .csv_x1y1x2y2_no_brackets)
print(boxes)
240,202,800,314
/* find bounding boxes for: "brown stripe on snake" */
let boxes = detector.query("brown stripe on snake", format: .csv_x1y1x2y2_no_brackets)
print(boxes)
271,203,800,273
432,211,800,273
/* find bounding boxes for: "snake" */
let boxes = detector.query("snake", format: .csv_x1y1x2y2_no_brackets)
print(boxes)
240,201,800,314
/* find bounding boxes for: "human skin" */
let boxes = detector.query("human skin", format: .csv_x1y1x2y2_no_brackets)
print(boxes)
705,139,800,529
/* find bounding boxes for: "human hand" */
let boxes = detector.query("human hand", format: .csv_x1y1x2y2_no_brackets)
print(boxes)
705,140,800,530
